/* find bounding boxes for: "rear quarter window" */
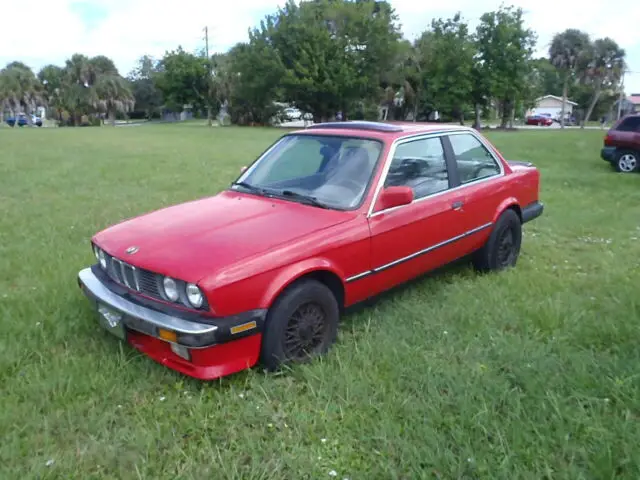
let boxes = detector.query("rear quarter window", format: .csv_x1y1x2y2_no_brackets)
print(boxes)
615,116,640,132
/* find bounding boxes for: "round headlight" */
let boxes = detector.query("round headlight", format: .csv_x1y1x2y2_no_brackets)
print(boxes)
185,283,203,308
97,249,107,270
93,245,100,261
163,277,179,302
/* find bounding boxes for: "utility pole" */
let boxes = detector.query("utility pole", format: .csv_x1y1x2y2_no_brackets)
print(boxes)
203,26,212,127
616,69,626,121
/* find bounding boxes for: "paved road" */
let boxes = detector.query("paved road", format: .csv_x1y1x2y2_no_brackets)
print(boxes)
276,119,607,131
108,118,608,131
513,123,605,130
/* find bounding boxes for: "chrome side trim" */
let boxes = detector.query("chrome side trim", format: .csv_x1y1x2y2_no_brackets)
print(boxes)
345,270,373,283
78,268,218,336
366,128,506,218
345,222,493,283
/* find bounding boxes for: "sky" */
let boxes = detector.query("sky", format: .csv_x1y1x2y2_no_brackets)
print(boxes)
4,0,640,96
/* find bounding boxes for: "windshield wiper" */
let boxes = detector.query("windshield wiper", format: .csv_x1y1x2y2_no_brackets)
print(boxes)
232,183,330,209
279,190,331,209
231,181,269,195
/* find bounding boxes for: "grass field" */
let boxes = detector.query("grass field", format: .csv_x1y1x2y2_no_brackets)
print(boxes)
1,124,640,479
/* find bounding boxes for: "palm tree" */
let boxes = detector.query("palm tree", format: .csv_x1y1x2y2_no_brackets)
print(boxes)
38,65,66,123
95,74,135,125
0,62,45,125
0,71,14,122
581,38,626,127
65,54,95,88
62,54,129,125
549,29,591,128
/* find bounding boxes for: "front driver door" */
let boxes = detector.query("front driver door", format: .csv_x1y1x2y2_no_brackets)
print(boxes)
365,134,469,295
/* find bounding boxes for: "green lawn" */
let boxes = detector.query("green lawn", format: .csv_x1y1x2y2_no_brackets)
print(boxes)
1,124,639,479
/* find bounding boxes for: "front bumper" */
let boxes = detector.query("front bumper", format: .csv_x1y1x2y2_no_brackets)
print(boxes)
77,267,267,379
601,146,616,162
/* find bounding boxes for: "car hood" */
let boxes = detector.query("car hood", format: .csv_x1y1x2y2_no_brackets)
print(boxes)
93,190,356,283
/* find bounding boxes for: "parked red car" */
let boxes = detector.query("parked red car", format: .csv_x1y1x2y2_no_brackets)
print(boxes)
78,121,544,380
525,114,553,126
601,114,640,173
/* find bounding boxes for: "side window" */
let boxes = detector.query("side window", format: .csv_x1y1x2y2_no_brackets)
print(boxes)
448,133,501,184
616,117,640,132
384,137,449,199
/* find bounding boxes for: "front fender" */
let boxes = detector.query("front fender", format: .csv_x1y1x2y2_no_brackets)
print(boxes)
201,256,347,316
259,257,346,308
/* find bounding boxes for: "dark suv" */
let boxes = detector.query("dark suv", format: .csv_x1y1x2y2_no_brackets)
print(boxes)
601,114,640,173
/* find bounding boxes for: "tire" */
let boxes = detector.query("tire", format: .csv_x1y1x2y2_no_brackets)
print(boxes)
472,208,522,272
614,150,639,173
259,279,339,371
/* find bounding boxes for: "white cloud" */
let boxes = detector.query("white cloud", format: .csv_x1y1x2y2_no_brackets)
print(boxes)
3,0,640,92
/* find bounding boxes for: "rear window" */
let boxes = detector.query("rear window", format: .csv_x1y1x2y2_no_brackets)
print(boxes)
615,116,640,132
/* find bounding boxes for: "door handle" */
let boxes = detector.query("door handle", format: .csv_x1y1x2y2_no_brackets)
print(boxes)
451,200,464,210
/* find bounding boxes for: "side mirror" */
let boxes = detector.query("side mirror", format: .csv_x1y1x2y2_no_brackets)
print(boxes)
376,186,413,211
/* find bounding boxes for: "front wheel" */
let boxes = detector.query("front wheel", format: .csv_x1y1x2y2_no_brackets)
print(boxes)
260,279,339,371
472,209,522,272
614,150,638,173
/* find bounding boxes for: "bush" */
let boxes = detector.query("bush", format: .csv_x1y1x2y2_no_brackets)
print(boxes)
351,102,381,121
61,111,71,124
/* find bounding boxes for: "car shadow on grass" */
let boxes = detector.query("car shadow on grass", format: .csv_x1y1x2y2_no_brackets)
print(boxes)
147,256,479,389
341,255,475,320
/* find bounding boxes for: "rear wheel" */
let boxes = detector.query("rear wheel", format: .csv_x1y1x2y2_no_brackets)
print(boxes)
472,209,522,272
614,150,639,173
260,279,339,371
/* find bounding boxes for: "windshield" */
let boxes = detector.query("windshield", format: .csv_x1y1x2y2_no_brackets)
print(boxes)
233,134,383,210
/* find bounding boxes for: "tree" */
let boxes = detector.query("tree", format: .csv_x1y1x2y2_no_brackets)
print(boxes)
65,53,95,87
88,55,119,76
384,39,424,121
128,55,163,119
469,46,493,128
95,74,135,125
529,57,563,97
258,0,401,122
581,38,626,126
61,53,101,124
224,38,285,125
154,47,212,114
38,64,66,122
210,52,234,111
418,13,474,124
549,29,591,128
475,5,536,128
0,62,44,124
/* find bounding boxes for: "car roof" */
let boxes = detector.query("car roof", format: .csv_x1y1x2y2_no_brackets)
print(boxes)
291,121,474,142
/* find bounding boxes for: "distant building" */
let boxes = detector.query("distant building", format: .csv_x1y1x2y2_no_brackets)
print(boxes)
626,94,640,113
527,95,578,119
612,94,640,117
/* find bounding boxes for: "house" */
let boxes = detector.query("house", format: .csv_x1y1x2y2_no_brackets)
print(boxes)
613,97,636,117
527,95,578,120
627,94,640,113
612,94,640,118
